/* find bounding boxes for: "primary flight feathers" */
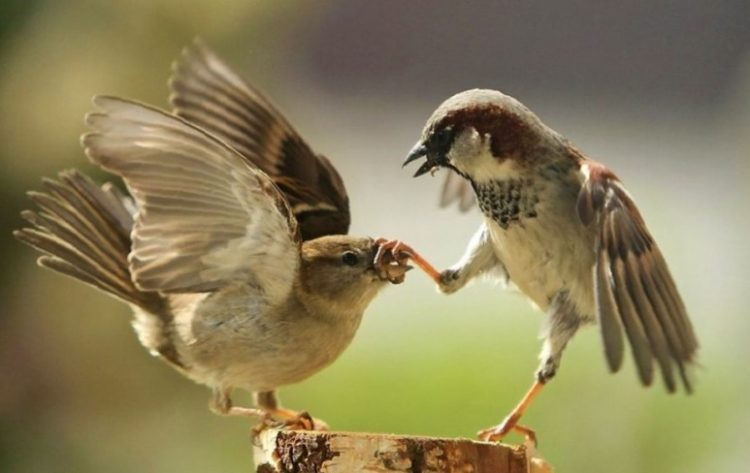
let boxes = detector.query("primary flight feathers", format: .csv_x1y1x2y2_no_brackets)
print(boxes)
82,96,301,304
169,39,350,240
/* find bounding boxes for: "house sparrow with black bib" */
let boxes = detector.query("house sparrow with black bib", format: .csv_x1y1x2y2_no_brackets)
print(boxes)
15,41,417,430
400,89,699,443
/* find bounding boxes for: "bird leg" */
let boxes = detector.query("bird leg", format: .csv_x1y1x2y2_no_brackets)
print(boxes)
374,238,441,284
255,390,329,431
479,294,581,445
477,380,544,445
437,223,503,294
209,387,265,418
209,389,328,432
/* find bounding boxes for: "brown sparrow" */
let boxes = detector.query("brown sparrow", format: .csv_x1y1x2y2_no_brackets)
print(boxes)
402,89,699,443
14,42,414,430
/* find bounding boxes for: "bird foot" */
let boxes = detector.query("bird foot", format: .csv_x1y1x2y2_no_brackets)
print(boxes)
372,238,413,284
374,238,441,284
478,380,545,446
252,407,329,437
438,268,465,294
478,416,537,446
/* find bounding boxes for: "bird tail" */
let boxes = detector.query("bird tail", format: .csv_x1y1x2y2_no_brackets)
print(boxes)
14,170,163,312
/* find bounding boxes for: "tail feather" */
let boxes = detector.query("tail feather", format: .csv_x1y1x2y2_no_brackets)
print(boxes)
38,176,130,258
14,170,162,312
20,206,127,286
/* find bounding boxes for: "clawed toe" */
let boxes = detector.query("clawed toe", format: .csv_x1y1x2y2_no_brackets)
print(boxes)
477,416,514,443
374,238,441,283
478,380,545,446
478,420,538,446
374,239,413,265
478,425,501,442
373,239,417,284
282,411,329,431
254,409,329,434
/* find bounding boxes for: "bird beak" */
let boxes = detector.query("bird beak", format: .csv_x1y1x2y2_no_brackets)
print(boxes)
382,264,412,284
403,141,427,167
402,140,441,177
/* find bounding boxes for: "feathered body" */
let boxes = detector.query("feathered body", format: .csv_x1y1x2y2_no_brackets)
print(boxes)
16,41,407,420
406,89,698,392
138,239,381,394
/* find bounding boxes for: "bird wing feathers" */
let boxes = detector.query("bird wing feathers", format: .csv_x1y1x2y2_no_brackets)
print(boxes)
577,161,698,392
169,39,350,240
82,96,300,306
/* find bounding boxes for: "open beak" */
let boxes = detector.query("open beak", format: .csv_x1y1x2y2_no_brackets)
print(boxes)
402,141,437,177
381,264,412,284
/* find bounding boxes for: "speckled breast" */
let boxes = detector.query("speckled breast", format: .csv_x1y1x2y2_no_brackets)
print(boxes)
474,178,540,229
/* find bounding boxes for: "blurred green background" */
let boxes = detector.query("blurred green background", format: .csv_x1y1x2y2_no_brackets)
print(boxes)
1,1,748,472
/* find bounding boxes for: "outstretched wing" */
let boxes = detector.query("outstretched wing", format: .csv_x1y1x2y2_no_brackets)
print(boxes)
82,96,300,306
577,161,698,393
439,170,475,212
169,39,350,240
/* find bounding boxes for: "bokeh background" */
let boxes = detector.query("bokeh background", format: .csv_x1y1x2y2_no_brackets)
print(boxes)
1,1,749,472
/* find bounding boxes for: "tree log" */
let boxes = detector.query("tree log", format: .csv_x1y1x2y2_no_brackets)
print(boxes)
253,429,552,473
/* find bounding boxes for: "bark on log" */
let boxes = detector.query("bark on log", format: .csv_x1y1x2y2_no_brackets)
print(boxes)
253,429,552,473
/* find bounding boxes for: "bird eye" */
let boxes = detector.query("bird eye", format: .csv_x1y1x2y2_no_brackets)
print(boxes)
341,251,359,266
434,126,453,146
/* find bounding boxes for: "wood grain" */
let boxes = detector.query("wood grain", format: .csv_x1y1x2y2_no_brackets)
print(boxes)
254,429,552,473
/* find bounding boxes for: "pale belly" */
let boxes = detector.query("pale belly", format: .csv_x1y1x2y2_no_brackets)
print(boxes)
486,211,597,318
165,288,362,393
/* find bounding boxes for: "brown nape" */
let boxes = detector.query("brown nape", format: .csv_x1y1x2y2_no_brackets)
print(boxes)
436,104,538,158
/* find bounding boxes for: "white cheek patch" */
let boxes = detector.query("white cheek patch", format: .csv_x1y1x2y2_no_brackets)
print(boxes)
449,129,517,183
448,128,483,160
447,128,486,174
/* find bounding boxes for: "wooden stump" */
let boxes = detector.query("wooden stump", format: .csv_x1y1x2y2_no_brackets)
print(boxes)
253,429,552,473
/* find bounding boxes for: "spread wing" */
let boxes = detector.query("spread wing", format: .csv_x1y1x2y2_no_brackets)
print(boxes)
169,39,350,240
82,96,300,306
440,171,475,212
577,161,698,393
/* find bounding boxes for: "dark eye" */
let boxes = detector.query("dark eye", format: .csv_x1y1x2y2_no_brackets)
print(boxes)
341,251,359,266
431,126,455,153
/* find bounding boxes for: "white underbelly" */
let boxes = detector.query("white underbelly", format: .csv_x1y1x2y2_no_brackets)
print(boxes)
487,214,596,317
169,288,363,392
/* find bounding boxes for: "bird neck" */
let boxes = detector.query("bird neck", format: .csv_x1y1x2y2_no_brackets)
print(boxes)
292,280,374,324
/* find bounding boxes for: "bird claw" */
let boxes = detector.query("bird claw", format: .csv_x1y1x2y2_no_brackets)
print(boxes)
374,238,441,284
478,416,512,442
373,239,414,284
280,410,329,431
252,410,329,437
478,415,538,447
374,238,411,265
437,268,465,294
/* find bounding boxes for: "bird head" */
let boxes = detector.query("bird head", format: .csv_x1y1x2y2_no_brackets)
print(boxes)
403,89,557,182
298,236,410,313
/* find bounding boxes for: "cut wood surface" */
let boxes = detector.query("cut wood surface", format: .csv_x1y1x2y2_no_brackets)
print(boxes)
253,429,553,473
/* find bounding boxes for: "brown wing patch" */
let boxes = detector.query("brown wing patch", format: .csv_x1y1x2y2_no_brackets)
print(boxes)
579,161,698,393
169,39,350,239
82,96,301,306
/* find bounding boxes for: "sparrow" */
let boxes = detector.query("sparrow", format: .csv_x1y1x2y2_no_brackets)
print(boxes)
401,89,699,443
14,41,414,429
